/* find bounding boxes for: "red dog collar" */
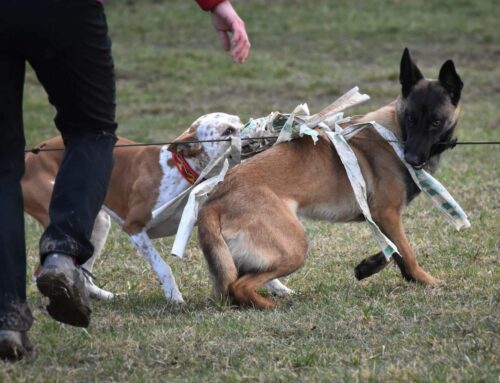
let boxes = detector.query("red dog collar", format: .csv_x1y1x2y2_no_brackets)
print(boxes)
172,151,202,185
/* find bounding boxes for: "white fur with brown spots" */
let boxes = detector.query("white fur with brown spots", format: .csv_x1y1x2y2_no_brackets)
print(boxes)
23,113,251,303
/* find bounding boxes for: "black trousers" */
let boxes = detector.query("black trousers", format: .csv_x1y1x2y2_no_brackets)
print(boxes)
0,0,117,331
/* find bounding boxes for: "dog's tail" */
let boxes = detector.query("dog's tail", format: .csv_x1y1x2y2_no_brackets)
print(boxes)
198,204,238,300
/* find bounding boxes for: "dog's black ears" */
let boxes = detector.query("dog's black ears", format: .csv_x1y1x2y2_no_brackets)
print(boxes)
400,48,423,98
439,60,463,106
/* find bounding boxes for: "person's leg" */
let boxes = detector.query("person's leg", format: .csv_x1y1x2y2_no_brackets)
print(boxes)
28,0,117,266
0,20,33,360
20,0,117,327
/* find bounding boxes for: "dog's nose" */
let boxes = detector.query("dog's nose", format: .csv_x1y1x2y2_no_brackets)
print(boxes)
404,152,425,168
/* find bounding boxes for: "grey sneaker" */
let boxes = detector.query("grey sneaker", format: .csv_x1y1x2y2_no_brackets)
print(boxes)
36,253,91,327
0,330,33,361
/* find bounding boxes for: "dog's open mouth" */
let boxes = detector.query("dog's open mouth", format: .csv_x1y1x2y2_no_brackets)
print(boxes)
240,134,279,159
241,145,254,155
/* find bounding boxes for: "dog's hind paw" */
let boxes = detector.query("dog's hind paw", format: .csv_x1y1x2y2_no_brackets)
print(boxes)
86,280,114,301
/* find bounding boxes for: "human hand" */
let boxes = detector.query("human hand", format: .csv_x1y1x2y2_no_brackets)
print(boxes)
211,1,250,63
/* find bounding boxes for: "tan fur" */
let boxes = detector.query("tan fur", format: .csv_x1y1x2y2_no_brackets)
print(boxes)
198,100,451,309
22,136,163,236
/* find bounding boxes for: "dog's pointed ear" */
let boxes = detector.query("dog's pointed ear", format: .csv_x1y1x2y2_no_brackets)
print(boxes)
167,128,202,157
400,48,423,98
439,60,463,106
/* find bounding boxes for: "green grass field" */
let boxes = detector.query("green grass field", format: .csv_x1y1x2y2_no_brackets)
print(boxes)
3,0,499,381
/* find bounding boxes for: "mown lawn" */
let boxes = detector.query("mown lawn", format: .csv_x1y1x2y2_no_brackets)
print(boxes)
3,0,499,381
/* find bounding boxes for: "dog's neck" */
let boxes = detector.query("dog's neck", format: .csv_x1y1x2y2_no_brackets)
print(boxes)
153,147,210,211
359,99,402,138
183,150,211,174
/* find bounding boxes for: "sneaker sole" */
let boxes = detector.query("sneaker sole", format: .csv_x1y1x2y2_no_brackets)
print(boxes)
0,337,26,361
37,272,91,328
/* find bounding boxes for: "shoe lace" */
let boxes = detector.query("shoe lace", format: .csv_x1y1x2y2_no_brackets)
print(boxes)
79,266,96,282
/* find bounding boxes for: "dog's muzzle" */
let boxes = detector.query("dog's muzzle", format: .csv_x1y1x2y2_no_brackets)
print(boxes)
404,151,427,169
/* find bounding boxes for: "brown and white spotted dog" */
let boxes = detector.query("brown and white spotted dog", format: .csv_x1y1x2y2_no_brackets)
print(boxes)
23,113,249,303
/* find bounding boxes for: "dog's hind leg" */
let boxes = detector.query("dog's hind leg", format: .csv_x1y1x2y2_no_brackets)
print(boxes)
83,210,111,273
228,221,308,309
264,279,295,296
199,191,307,308
374,209,444,285
229,244,306,309
129,230,184,303
83,210,115,300
198,206,238,301
354,251,389,281
230,272,283,309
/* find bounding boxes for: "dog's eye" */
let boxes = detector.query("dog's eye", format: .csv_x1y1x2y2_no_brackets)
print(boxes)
222,127,235,136
406,115,415,123
432,120,442,128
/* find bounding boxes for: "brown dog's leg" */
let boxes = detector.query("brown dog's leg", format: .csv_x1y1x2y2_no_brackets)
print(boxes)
354,251,389,280
229,241,307,309
391,253,417,282
353,251,418,282
198,206,238,300
229,272,278,309
374,210,444,285
229,248,305,309
200,190,308,308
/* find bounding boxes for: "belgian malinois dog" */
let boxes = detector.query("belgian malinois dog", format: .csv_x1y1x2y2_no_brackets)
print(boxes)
197,48,463,309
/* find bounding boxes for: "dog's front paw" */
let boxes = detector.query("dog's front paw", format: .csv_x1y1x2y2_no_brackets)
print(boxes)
354,251,389,280
425,276,446,286
163,288,185,304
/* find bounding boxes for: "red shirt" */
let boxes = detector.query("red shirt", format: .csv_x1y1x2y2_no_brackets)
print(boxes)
96,0,225,11
195,0,226,11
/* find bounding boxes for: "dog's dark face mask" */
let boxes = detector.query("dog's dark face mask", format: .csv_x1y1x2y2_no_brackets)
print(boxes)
398,48,463,168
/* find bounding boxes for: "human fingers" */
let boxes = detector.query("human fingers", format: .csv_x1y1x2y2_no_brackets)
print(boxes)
231,25,250,63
